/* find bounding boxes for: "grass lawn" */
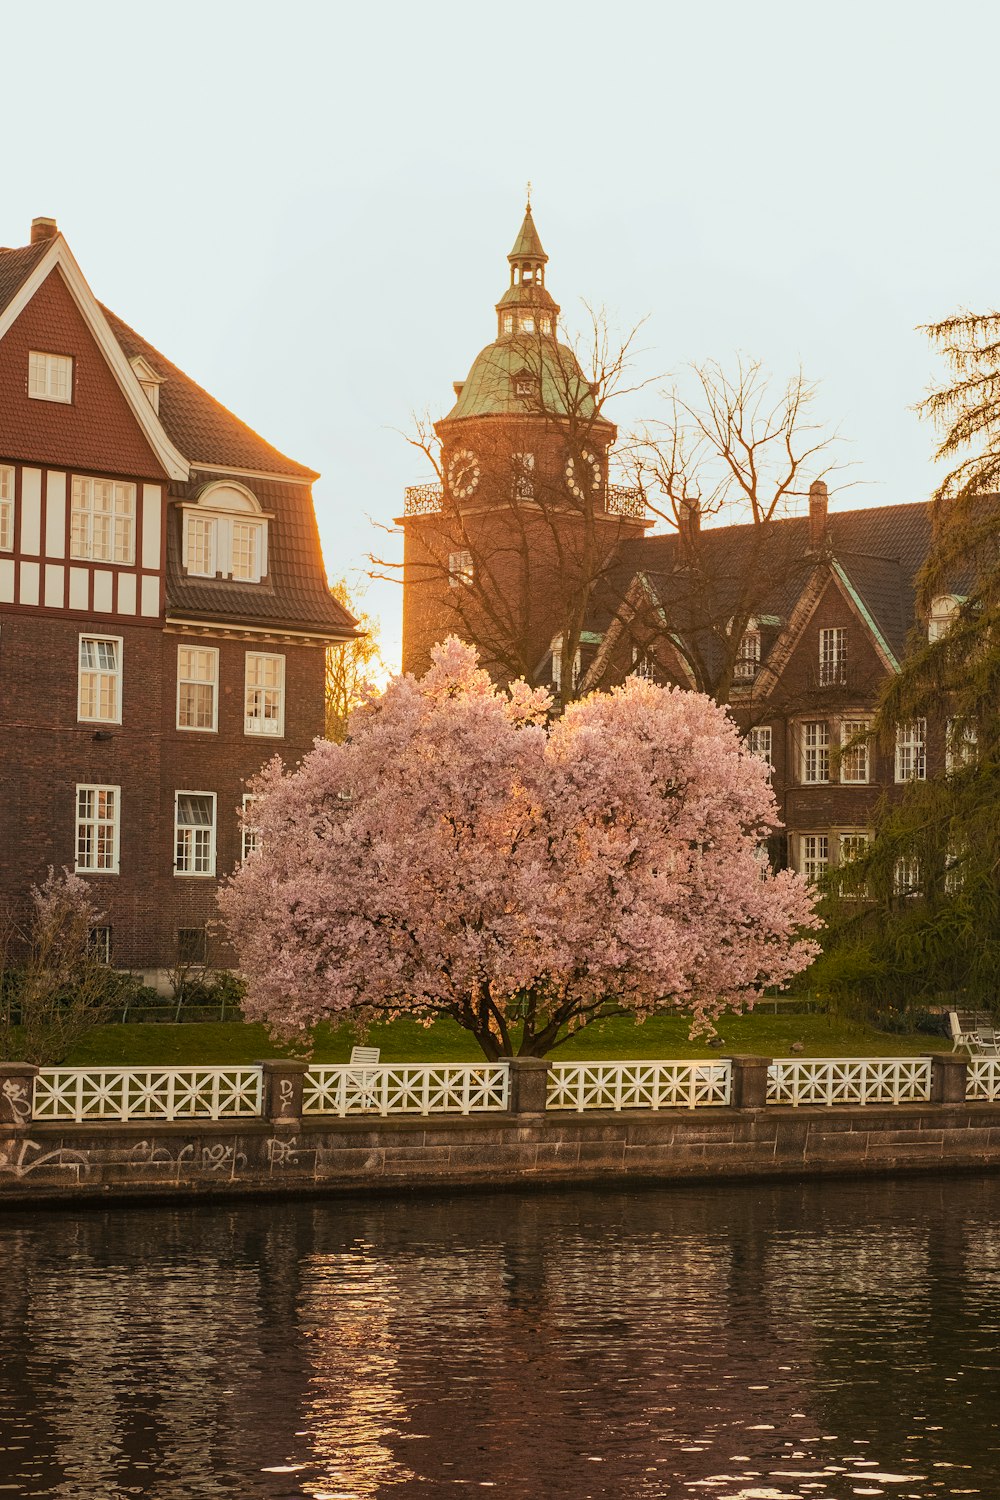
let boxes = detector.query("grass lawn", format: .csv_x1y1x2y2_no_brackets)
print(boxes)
63,1010,950,1067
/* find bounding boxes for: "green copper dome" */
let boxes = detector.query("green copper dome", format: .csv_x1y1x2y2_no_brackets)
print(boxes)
445,336,596,421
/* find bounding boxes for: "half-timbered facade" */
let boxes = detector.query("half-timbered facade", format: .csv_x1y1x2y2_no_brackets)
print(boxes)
0,217,356,979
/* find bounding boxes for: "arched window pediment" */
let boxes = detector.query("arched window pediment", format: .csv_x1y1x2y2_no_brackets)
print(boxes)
194,480,263,515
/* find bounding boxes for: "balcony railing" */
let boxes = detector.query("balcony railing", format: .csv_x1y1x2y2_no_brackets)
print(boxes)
606,484,644,520
404,482,444,516
403,479,647,520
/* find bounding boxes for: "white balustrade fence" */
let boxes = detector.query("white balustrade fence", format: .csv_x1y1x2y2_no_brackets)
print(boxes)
547,1061,732,1112
767,1057,932,1108
302,1063,510,1117
33,1067,263,1123
967,1058,1000,1102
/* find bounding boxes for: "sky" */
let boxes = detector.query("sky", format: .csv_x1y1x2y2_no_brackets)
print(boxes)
4,0,997,668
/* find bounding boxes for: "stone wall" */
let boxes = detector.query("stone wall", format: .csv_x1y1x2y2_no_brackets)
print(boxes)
3,1100,1000,1206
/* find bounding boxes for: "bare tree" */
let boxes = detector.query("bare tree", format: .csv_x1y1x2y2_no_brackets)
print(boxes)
0,868,119,1066
620,358,847,705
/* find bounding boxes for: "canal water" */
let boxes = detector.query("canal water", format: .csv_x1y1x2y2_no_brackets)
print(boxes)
0,1175,998,1498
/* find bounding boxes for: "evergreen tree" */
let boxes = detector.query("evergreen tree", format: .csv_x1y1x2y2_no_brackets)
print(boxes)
813,312,1000,1012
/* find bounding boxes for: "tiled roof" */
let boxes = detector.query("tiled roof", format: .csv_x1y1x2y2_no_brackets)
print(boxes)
592,500,934,676
0,242,49,315
166,473,357,637
101,306,318,480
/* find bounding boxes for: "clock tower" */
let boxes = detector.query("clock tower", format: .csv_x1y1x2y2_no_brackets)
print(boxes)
399,201,649,688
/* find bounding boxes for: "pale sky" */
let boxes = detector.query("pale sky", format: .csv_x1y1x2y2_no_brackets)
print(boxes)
4,1,996,667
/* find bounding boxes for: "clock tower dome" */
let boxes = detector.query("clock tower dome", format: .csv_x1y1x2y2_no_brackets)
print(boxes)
399,201,648,688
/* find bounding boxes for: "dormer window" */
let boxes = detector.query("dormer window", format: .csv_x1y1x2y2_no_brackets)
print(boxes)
733,623,761,683
928,594,963,642
129,355,163,414
182,481,268,583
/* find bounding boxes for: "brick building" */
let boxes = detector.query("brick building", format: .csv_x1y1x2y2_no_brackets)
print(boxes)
0,217,356,980
401,205,954,882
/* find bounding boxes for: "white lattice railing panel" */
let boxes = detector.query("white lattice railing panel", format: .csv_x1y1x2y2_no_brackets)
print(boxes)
546,1061,732,1112
967,1058,1000,1102
33,1067,263,1122
302,1064,510,1117
768,1057,932,1107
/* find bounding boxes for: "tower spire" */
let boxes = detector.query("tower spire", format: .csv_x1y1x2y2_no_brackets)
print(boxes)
496,198,557,339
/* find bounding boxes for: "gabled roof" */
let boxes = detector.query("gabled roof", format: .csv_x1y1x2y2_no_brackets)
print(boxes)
589,500,935,689
0,241,49,314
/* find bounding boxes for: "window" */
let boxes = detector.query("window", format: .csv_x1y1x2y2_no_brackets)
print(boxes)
893,855,921,897
733,626,761,683
551,641,581,694
177,926,208,965
177,646,218,731
945,844,964,895
241,794,260,863
75,785,120,874
946,718,977,774
448,549,474,588
819,627,847,686
747,725,772,766
801,835,829,883
631,646,656,681
89,926,112,963
512,451,535,498
839,719,870,784
70,476,136,564
520,315,536,335
895,720,926,782
514,375,536,398
0,465,13,551
174,793,217,876
839,833,871,897
540,317,552,335
928,594,962,641
78,635,122,724
182,482,268,583
801,721,830,783
502,313,514,334
28,351,72,403
244,652,285,736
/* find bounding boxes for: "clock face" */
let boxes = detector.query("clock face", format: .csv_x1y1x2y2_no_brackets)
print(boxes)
448,448,481,500
565,447,602,502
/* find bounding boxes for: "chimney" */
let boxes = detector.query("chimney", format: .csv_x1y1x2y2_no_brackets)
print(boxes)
30,217,58,245
678,494,701,546
808,479,829,547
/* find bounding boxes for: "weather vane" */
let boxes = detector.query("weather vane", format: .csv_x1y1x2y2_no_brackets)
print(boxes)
526,179,532,209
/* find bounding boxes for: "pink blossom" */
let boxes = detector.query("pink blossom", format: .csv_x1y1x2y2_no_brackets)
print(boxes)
220,639,819,1057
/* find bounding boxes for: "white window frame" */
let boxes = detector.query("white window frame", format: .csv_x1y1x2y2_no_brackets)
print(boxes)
244,652,285,737
176,645,219,733
241,793,260,863
839,719,870,785
945,718,977,774
838,832,871,897
747,725,772,768
819,627,848,686
75,784,120,875
448,550,474,589
733,626,761,683
895,720,926,782
0,464,13,551
800,721,830,784
928,594,962,642
181,484,268,584
28,350,72,404
631,645,656,681
893,854,921,898
70,475,136,565
800,834,829,883
78,634,123,725
174,791,217,878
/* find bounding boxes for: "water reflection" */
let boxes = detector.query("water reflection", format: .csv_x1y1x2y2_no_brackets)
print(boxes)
0,1177,998,1496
